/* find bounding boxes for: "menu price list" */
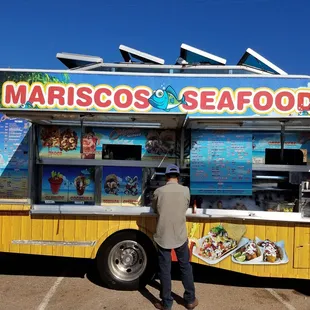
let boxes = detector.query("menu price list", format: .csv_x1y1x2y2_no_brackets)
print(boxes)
0,169,28,200
0,116,30,169
190,131,252,196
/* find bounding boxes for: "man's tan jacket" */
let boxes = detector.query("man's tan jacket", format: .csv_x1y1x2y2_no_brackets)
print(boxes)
152,181,190,249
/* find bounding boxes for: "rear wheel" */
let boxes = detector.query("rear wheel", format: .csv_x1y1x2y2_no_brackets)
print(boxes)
96,230,157,290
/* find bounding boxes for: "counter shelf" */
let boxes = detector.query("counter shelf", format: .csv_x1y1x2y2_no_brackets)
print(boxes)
36,159,177,168
30,204,310,223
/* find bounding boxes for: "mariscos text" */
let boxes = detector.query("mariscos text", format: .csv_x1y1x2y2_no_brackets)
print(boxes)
2,81,310,114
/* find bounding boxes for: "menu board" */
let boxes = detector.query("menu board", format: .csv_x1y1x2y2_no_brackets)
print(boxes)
0,114,30,201
102,167,143,207
0,169,29,200
41,166,95,204
0,116,30,169
190,131,252,195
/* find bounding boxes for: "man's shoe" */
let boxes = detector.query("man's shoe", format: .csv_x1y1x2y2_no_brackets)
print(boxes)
185,298,199,309
154,301,171,310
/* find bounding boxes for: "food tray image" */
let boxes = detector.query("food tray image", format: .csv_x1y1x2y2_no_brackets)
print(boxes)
231,237,289,265
192,237,249,265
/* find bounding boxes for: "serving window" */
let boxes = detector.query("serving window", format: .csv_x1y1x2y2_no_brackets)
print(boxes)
188,129,310,214
36,124,180,207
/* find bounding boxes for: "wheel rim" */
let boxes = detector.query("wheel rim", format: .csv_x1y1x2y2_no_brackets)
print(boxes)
108,240,147,282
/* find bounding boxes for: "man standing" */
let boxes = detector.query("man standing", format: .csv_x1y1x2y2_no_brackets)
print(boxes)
152,164,198,310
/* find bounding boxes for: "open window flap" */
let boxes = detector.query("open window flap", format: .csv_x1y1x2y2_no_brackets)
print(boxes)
2,110,187,129
185,116,310,131
237,48,287,75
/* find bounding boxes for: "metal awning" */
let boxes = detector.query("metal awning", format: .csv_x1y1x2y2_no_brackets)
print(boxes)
238,48,287,75
56,52,103,69
179,43,227,65
1,110,186,129
119,45,165,65
185,116,310,131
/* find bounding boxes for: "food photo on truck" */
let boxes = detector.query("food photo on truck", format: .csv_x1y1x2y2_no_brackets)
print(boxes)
0,44,310,291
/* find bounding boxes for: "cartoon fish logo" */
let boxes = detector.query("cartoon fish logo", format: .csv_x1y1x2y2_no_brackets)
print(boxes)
298,111,309,116
20,101,34,109
148,86,188,111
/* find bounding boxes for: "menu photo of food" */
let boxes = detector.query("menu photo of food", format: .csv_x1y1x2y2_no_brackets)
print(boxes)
102,167,122,206
39,126,80,158
232,237,289,265
101,167,143,207
41,166,95,204
68,167,95,204
41,168,68,202
81,129,100,159
122,167,143,206
192,224,248,265
144,130,176,160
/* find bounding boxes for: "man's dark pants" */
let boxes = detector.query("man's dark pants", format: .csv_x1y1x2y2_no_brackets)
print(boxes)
157,240,195,309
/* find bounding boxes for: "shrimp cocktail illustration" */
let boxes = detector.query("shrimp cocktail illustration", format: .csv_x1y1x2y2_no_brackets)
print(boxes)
74,174,91,196
48,171,64,194
81,131,99,159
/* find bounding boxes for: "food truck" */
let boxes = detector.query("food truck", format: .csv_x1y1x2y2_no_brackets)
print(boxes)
0,44,310,290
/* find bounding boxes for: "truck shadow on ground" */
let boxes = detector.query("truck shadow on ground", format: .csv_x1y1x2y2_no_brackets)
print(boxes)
0,252,309,300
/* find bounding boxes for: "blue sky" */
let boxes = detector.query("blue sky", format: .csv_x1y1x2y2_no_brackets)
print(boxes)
1,0,309,75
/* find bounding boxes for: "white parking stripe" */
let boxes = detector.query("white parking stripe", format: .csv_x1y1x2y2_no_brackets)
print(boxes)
37,277,64,310
265,288,296,310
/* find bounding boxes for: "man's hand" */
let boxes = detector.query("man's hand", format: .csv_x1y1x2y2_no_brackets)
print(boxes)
152,190,158,213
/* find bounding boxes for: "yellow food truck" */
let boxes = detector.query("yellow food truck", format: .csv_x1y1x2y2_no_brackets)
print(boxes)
0,45,310,290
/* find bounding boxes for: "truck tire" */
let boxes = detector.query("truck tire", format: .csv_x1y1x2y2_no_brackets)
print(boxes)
96,230,157,290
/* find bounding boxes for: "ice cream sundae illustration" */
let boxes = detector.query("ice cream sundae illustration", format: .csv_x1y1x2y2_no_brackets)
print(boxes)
48,171,64,194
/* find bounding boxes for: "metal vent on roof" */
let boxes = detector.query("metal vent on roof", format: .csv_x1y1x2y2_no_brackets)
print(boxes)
237,48,287,75
119,45,165,65
56,52,103,69
178,43,227,65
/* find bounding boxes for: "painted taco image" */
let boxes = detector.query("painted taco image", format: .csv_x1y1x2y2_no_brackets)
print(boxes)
233,240,261,262
257,239,283,263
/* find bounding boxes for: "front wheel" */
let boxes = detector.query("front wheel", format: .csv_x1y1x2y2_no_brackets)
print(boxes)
96,230,157,290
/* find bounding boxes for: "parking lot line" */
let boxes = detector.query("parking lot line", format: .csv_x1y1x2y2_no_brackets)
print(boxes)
37,276,64,310
265,288,296,310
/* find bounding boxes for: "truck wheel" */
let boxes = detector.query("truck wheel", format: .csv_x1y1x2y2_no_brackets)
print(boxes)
96,230,157,290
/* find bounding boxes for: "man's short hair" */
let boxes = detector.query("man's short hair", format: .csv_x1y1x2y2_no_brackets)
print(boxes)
166,173,179,179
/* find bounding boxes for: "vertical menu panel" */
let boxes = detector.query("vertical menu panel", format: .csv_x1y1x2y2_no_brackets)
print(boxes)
0,114,30,201
190,131,252,195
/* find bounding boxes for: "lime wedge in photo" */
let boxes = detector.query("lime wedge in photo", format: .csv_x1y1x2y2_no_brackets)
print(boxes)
233,252,242,258
235,255,246,262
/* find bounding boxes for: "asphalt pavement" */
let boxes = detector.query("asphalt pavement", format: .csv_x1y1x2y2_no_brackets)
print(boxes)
0,253,309,310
